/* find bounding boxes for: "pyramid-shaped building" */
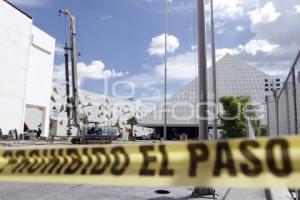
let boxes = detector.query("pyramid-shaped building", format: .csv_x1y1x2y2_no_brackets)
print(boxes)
141,54,274,138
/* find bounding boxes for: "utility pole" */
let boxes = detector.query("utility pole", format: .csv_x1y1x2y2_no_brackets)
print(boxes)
210,0,218,140
197,0,208,140
163,0,168,140
59,9,80,134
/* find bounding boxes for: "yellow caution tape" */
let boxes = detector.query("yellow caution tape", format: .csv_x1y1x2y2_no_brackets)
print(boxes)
0,136,299,188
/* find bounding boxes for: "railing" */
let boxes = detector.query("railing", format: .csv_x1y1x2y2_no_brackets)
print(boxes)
266,51,300,137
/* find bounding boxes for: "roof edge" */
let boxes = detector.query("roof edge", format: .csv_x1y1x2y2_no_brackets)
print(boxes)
3,0,32,19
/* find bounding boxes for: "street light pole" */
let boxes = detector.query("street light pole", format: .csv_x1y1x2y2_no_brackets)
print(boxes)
163,0,168,140
197,0,208,140
192,1,215,196
210,0,218,140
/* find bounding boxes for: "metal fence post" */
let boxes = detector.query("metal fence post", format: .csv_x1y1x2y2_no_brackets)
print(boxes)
265,96,270,136
273,89,279,137
284,88,291,135
292,68,298,135
291,67,299,200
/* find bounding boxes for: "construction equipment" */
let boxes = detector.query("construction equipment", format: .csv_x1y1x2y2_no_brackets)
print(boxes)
59,9,79,136
112,119,122,135
71,122,118,144
63,43,71,136
59,9,116,144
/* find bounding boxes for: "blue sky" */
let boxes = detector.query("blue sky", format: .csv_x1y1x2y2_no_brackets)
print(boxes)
11,0,300,103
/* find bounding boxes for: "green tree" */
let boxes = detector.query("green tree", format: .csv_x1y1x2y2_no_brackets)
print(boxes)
219,96,261,138
126,116,138,140
259,126,269,137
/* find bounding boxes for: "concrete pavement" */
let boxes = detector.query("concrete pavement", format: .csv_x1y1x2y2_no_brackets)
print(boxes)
0,183,269,200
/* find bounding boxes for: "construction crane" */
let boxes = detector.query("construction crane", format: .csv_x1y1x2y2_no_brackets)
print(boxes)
59,9,117,144
59,9,80,135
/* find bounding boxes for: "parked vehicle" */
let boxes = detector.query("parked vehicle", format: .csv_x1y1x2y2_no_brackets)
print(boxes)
71,125,118,144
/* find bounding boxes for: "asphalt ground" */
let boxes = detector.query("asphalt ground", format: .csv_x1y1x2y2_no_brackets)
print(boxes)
0,183,267,200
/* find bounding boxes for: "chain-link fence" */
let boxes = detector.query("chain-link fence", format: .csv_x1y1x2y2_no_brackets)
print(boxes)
296,57,300,135
266,51,300,137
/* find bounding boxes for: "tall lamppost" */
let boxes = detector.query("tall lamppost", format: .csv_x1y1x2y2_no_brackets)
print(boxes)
163,0,168,140
210,0,218,140
192,0,215,197
197,0,208,140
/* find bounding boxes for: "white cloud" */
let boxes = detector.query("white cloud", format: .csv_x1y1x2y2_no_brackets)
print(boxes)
123,73,162,92
213,0,244,19
295,5,300,13
148,34,180,56
218,39,278,58
53,60,128,86
77,61,126,79
216,46,244,60
204,0,259,34
153,45,246,81
213,39,279,59
236,25,244,32
244,1,300,67
244,39,279,55
55,44,64,56
123,46,198,97
127,45,246,96
125,53,195,91
101,16,112,20
154,51,197,80
248,2,281,25
212,20,226,35
9,0,47,7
